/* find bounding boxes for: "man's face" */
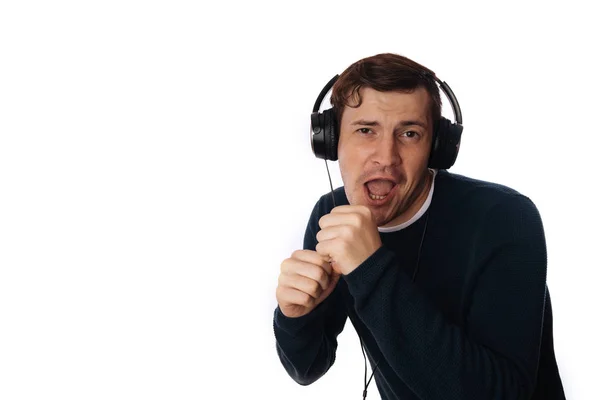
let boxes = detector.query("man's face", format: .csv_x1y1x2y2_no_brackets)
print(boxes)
338,86,433,228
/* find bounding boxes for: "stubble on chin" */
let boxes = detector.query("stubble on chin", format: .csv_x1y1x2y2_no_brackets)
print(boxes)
372,200,408,227
345,187,400,227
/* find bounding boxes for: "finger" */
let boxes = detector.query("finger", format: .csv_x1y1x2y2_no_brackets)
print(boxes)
330,205,354,213
318,212,361,230
290,250,332,275
315,240,336,262
330,261,343,275
331,205,372,222
329,271,342,288
279,273,323,300
314,272,341,304
281,258,330,290
291,262,330,291
316,225,351,243
276,286,315,309
331,205,369,215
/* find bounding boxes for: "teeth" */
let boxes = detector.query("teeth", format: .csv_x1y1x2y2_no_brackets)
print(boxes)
369,193,387,200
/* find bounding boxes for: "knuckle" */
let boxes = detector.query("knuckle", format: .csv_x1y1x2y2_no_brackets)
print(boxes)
340,241,349,253
316,283,325,296
316,268,327,282
318,215,326,228
313,266,324,277
310,279,320,294
275,285,284,300
277,273,286,286
291,249,303,259
278,287,296,305
315,242,324,253
342,225,353,238
300,293,312,307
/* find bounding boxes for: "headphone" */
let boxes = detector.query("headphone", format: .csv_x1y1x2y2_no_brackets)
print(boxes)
310,72,464,170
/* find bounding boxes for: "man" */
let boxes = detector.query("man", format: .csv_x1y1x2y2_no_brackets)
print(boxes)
273,53,565,399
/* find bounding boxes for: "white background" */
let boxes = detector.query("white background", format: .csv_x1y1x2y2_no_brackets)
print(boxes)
1,1,598,399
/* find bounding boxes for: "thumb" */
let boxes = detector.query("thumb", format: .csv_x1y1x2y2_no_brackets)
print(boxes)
330,259,344,276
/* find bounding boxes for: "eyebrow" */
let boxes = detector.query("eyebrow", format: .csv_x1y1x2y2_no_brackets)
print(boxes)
350,119,428,129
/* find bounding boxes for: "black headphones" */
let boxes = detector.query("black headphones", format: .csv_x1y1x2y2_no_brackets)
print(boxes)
310,73,464,170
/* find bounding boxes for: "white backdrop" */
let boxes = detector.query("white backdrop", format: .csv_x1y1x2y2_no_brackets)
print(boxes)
1,1,598,399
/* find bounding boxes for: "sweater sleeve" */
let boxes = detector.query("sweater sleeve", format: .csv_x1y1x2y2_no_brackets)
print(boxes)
344,194,547,399
273,197,348,385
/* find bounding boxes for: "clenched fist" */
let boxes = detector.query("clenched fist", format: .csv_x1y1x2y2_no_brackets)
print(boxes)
316,205,383,275
276,249,341,318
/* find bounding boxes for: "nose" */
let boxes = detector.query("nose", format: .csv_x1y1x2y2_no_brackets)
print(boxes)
373,132,401,167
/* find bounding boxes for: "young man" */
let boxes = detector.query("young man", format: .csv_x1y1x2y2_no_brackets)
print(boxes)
273,53,565,399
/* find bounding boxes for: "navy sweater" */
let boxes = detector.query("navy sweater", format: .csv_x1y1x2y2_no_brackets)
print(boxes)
273,170,565,399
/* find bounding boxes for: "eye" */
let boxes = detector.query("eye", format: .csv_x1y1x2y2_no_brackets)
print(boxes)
402,131,420,138
357,128,373,135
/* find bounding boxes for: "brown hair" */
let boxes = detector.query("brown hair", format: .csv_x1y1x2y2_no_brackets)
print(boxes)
330,53,441,127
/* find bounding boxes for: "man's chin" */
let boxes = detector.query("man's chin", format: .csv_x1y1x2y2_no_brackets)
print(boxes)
373,214,394,228
362,205,395,227
347,195,393,223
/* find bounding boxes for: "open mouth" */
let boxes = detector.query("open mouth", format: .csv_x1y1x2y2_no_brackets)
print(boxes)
364,179,397,203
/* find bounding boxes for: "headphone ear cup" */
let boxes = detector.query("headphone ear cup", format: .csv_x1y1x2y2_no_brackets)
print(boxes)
310,112,326,159
428,119,442,168
448,123,463,167
322,108,338,161
428,117,463,169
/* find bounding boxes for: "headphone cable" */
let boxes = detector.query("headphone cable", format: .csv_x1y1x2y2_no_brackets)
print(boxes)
360,335,379,399
359,207,430,399
324,163,431,399
325,160,336,207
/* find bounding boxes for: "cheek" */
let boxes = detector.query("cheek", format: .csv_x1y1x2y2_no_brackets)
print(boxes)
339,141,372,165
403,146,430,173
337,147,361,180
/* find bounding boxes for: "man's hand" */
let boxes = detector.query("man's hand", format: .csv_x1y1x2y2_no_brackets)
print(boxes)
276,250,341,318
315,205,382,275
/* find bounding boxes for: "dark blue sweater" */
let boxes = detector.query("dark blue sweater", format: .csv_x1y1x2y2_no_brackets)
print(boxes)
273,170,565,399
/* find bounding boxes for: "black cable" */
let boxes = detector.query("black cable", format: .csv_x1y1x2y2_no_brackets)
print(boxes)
360,334,380,399
412,210,430,282
324,161,432,399
361,207,430,399
325,159,336,207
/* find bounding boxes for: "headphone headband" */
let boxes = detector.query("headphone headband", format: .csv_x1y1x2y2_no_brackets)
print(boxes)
312,74,339,114
312,73,462,126
434,77,462,125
